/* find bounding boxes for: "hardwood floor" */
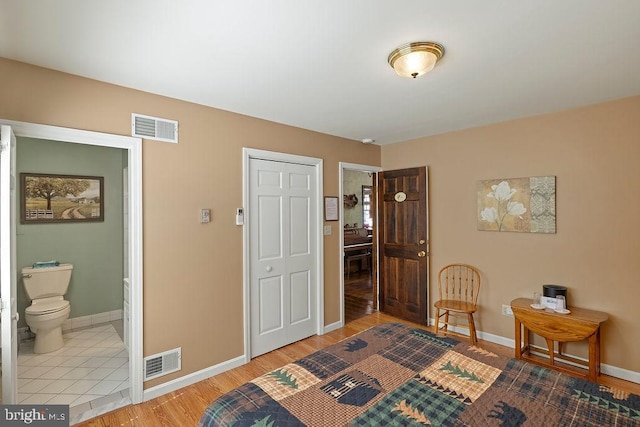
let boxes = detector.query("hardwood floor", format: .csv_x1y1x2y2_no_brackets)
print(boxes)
78,311,640,426
343,270,374,324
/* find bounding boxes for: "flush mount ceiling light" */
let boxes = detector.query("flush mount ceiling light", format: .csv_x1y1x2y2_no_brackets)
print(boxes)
387,41,445,79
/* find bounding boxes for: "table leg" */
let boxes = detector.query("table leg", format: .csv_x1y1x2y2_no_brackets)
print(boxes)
588,330,600,381
545,338,555,366
515,317,522,359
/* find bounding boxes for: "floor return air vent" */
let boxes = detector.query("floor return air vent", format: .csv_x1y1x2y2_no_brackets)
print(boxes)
144,347,182,381
132,113,178,143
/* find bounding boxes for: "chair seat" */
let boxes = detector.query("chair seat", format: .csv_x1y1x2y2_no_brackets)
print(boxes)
434,299,477,313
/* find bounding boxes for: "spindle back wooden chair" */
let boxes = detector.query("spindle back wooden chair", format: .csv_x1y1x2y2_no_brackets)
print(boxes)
433,263,481,345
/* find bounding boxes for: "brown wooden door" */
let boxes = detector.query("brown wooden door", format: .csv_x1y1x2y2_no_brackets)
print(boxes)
378,167,429,324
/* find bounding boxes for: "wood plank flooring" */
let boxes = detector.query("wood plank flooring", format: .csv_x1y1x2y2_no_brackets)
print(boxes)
78,312,640,426
343,270,374,324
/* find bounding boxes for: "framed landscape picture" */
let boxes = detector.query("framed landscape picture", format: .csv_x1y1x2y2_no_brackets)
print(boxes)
21,173,104,223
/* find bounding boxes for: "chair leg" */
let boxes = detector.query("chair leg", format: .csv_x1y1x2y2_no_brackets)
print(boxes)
443,311,449,332
433,308,440,335
467,313,477,345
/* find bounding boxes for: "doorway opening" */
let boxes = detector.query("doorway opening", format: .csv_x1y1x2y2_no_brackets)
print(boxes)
15,138,128,416
0,120,143,415
339,163,382,326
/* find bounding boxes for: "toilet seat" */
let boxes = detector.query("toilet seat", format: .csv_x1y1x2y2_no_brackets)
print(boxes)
26,298,70,316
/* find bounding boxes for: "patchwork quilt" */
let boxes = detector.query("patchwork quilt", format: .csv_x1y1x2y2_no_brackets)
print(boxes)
198,323,640,426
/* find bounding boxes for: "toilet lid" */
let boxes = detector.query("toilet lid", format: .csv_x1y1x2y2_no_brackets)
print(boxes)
26,299,69,315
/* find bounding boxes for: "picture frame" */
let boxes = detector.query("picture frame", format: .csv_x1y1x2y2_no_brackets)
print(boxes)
21,173,104,223
324,196,339,221
477,175,556,234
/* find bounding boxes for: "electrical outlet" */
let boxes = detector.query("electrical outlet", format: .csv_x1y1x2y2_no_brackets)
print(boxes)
502,304,513,316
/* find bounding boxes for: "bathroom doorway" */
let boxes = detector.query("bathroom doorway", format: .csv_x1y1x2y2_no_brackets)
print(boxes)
0,120,143,415
339,162,382,326
16,139,128,415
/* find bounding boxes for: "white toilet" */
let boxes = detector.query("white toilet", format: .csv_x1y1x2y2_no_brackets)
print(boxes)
22,263,73,354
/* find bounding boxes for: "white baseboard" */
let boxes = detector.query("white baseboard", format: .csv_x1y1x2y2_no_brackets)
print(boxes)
602,363,640,383
430,318,639,384
19,310,124,343
62,309,123,331
143,355,246,402
477,329,515,349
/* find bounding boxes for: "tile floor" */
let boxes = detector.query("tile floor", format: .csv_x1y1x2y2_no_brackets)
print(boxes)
16,323,130,423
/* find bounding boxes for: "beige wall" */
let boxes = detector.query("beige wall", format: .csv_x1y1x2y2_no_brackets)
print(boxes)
382,95,640,373
3,55,638,381
0,57,381,388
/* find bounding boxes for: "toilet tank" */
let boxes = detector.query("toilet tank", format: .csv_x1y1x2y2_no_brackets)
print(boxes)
22,264,73,300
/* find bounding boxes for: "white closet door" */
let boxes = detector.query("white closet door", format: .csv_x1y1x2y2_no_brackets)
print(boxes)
249,158,316,357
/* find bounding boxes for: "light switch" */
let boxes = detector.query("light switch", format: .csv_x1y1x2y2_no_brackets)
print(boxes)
324,225,332,235
200,209,211,223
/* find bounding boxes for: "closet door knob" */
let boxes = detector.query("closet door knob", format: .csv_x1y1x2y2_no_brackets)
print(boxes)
266,266,273,272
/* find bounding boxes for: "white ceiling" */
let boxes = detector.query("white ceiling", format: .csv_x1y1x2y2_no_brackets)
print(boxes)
1,1,639,145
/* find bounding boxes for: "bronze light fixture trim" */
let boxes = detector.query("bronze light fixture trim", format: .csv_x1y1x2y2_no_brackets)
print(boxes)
388,41,445,79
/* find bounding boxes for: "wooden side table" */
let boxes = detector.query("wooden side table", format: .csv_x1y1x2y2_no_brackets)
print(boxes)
510,297,608,381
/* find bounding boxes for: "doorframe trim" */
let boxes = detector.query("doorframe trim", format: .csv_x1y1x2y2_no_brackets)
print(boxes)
338,162,382,327
0,119,144,404
242,148,324,362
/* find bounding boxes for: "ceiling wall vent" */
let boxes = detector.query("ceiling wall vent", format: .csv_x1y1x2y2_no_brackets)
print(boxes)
144,347,181,381
132,113,178,143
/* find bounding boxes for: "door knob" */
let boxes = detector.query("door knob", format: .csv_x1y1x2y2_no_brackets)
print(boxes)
419,239,426,245
12,312,19,321
417,251,426,257
266,266,273,272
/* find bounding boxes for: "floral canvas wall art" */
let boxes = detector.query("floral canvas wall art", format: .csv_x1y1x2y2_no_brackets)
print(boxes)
477,176,556,233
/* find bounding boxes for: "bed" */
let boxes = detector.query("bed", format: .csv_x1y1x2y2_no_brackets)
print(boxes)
198,322,640,426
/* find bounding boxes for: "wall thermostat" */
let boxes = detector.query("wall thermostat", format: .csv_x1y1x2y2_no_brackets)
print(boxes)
200,209,211,224
235,208,244,225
